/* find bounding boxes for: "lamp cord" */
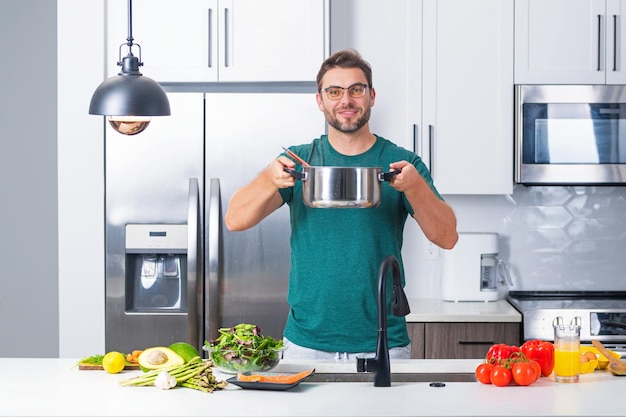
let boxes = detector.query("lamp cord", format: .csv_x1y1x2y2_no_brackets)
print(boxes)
117,0,142,67
126,0,134,47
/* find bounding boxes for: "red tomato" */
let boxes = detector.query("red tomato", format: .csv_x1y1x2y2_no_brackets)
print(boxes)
475,363,493,384
529,359,541,382
512,362,536,386
489,365,512,387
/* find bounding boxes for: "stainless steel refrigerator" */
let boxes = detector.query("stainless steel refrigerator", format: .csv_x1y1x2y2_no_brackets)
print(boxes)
105,92,324,353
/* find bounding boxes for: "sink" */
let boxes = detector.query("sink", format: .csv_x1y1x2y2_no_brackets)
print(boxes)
307,372,476,383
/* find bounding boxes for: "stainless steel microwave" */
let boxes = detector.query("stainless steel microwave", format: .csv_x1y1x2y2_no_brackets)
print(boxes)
515,85,626,185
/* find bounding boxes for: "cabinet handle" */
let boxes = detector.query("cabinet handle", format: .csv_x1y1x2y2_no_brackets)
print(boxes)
224,8,230,67
412,124,419,154
207,8,213,68
598,14,603,71
428,124,434,176
458,341,495,346
614,14,618,71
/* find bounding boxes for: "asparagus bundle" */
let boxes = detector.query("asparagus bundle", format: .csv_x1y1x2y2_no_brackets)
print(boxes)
120,356,228,393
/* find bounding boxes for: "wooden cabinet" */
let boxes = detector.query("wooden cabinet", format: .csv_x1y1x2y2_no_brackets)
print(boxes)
407,323,426,359
106,0,327,82
515,0,626,84
331,0,513,195
408,322,521,359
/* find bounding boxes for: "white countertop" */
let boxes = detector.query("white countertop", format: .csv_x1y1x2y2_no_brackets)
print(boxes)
1,358,624,417
405,298,521,322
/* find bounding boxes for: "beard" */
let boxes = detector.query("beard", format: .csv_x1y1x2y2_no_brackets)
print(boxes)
324,103,372,133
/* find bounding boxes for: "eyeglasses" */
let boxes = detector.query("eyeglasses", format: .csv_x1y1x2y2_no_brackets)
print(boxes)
320,83,369,100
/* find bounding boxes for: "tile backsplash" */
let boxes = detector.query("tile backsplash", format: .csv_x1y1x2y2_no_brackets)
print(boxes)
500,185,626,291
404,185,626,299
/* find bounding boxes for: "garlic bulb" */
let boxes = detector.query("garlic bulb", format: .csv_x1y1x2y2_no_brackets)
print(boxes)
154,370,177,390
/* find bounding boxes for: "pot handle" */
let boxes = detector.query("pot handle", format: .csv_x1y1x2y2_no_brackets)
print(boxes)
283,167,306,181
378,169,401,182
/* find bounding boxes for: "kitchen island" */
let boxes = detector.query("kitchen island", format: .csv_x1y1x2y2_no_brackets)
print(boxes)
0,358,623,417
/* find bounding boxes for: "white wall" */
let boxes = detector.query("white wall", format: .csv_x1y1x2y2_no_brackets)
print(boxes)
57,0,106,357
0,0,59,357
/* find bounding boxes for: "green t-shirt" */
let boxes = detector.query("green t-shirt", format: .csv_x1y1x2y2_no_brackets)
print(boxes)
278,135,441,353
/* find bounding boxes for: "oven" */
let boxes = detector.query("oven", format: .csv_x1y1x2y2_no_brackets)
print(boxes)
507,291,626,357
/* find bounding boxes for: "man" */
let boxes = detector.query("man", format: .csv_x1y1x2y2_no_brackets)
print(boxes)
225,49,458,359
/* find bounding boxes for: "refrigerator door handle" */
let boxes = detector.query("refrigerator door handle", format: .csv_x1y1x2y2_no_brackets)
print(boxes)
187,178,201,349
206,178,222,343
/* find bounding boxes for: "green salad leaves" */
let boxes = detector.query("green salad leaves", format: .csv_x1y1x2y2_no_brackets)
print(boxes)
205,323,284,373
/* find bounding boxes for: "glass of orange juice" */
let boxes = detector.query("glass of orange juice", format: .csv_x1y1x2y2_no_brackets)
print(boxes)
553,316,581,383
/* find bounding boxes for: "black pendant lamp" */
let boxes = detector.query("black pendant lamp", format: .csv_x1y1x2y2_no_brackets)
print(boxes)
89,0,170,135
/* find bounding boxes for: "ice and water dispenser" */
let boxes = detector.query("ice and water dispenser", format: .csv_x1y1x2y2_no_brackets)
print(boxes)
125,224,188,313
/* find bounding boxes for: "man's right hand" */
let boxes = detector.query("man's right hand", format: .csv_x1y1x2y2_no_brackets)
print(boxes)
268,156,297,189
224,155,297,231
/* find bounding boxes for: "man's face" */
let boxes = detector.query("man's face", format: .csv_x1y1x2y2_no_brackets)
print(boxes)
316,67,375,134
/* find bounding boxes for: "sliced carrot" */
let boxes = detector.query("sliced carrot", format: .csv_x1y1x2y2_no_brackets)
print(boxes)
125,350,143,364
237,369,314,384
237,374,263,382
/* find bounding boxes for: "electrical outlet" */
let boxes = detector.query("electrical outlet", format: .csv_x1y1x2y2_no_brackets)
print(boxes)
423,241,440,260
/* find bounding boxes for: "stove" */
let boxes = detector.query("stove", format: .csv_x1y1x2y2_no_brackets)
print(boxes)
507,291,626,356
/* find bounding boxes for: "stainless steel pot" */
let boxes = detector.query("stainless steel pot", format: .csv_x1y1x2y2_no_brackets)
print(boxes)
285,166,400,208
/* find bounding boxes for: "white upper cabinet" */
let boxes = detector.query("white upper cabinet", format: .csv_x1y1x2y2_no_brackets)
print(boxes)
329,0,422,153
331,0,512,195
106,0,327,82
515,0,626,84
422,0,514,195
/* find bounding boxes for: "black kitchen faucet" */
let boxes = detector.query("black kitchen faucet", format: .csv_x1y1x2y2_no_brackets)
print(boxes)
356,255,411,387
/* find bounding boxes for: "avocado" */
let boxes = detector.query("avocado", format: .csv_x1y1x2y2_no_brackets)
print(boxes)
168,341,200,363
137,347,185,372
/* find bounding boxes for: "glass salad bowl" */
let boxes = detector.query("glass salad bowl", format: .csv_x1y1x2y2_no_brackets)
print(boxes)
203,323,286,374
203,344,286,374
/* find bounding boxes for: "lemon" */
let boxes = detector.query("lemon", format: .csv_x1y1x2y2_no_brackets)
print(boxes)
102,351,126,374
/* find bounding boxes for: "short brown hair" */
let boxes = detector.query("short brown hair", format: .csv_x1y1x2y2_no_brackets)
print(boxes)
316,49,373,91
